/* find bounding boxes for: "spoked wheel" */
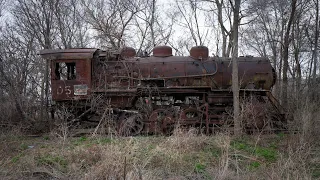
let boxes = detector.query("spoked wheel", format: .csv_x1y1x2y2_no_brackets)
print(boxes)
118,113,144,136
148,109,166,134
149,108,176,135
162,121,175,135
179,108,202,130
148,109,173,134
180,108,202,121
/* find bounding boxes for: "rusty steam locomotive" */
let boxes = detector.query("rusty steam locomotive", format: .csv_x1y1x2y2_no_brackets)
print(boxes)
40,46,285,135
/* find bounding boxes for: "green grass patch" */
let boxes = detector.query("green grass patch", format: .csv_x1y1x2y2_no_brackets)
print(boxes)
231,139,251,151
11,152,24,163
94,137,113,145
311,164,320,178
276,132,285,139
254,146,277,162
36,154,68,171
268,142,278,149
232,139,278,162
43,135,50,140
79,136,87,141
72,136,114,147
194,162,212,179
19,143,28,150
248,161,260,170
203,144,221,158
40,144,47,148
72,136,88,146
194,162,206,173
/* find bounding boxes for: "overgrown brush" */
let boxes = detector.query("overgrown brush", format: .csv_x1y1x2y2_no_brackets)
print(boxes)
1,87,319,179
0,130,317,179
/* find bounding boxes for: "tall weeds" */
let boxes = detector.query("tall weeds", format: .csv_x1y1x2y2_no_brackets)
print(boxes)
1,87,319,179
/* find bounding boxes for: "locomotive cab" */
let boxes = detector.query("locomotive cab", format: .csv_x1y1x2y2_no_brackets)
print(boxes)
40,48,97,101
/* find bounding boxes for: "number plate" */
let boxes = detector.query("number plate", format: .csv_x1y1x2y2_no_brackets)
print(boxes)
74,84,88,95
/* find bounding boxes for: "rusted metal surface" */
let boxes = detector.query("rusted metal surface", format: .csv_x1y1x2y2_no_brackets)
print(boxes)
41,46,286,135
39,49,95,101
40,48,98,60
120,47,136,58
153,46,172,57
91,55,274,91
190,46,209,60
146,109,175,134
49,59,92,101
118,113,144,136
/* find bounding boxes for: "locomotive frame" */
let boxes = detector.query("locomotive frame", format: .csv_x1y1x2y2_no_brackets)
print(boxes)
40,46,286,135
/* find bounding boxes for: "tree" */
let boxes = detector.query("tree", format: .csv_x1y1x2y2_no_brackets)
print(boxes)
282,0,297,107
11,0,90,121
232,0,241,135
303,0,320,87
200,0,241,57
13,0,56,121
82,0,144,48
290,0,311,93
170,0,212,54
0,25,39,124
175,0,205,46
312,0,319,84
243,0,312,103
53,0,90,48
214,0,234,57
131,0,174,54
243,0,287,67
0,0,5,17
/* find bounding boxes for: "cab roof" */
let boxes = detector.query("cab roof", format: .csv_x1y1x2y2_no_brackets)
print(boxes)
39,48,98,60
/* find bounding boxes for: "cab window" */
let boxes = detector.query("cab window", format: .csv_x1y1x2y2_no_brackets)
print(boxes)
55,62,76,80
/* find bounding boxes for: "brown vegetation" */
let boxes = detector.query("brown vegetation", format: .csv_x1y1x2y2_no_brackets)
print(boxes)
0,131,318,179
0,91,319,179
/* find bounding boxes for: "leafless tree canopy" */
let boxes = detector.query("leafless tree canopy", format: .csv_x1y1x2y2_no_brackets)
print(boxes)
0,0,5,17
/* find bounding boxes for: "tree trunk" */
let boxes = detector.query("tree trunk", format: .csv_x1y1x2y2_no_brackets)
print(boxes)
215,0,228,57
282,0,296,107
313,0,319,84
232,0,241,136
292,22,301,99
150,0,156,47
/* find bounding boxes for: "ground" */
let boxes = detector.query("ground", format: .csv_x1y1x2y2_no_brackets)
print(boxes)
0,129,319,180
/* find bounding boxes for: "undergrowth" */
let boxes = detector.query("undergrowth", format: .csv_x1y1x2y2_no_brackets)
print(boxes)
0,92,319,179
0,130,316,180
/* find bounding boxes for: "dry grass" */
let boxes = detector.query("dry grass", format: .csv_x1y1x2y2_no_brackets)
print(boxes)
1,90,319,179
0,127,317,180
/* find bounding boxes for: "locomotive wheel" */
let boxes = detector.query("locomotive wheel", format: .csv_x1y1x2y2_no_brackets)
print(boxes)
118,113,144,136
161,117,175,135
179,108,202,129
148,109,167,134
149,108,176,135
180,108,201,121
149,109,166,122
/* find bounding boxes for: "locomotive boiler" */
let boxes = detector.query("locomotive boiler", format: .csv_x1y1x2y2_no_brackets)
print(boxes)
40,46,285,135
